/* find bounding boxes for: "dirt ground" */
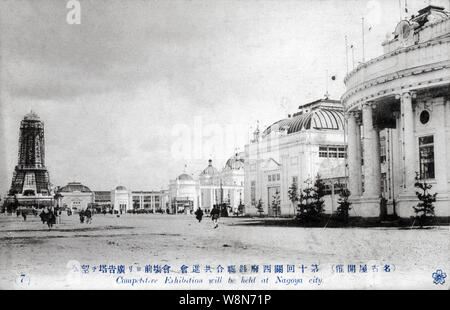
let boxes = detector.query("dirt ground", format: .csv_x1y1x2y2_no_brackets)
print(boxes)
0,213,448,289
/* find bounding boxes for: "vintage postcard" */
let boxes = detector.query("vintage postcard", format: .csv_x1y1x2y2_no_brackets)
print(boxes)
0,0,449,292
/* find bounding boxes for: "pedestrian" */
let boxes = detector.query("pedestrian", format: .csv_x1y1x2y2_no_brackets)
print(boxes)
194,208,204,222
22,210,27,221
85,208,92,224
16,209,20,217
47,209,56,230
79,209,85,223
39,209,46,224
210,206,220,229
53,207,58,224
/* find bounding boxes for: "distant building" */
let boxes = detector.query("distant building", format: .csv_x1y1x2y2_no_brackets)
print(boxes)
342,5,450,217
169,173,198,214
198,155,244,214
5,111,53,208
111,186,131,213
57,182,94,211
91,187,169,213
244,98,347,216
168,153,245,215
93,191,112,210
131,190,169,213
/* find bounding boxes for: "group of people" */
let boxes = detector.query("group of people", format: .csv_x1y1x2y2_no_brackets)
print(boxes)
39,206,60,230
195,206,221,229
16,207,39,221
79,208,93,224
13,205,95,230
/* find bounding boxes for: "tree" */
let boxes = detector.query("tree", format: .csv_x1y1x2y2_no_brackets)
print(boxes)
256,199,264,217
413,172,436,228
297,178,314,220
311,174,326,216
271,191,281,217
335,187,352,223
287,181,299,216
296,175,326,222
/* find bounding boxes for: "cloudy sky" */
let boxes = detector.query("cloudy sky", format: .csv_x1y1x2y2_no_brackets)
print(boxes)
0,0,446,194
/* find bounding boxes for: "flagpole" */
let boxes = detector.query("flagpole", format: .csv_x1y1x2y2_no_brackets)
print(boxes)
361,17,365,63
351,45,355,70
345,35,349,74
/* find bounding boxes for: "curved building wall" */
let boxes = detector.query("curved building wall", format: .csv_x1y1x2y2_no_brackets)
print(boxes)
342,10,450,217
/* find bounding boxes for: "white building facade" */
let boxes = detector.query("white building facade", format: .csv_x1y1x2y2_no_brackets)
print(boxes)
342,5,450,217
168,173,198,214
131,190,169,213
57,182,94,211
168,154,245,215
111,186,131,213
244,98,347,217
198,155,245,214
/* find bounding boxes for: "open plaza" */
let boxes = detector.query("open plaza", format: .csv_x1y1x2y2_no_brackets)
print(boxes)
0,212,448,289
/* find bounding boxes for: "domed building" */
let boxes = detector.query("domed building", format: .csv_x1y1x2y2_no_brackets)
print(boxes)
342,5,450,217
111,185,131,213
220,153,245,213
169,155,247,215
197,156,245,214
168,172,198,214
56,182,94,211
244,98,347,216
198,160,220,214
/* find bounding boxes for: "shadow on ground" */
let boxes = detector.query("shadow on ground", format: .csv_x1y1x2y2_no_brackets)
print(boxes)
0,225,135,233
227,216,450,229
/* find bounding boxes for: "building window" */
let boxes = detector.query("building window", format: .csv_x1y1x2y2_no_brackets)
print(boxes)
276,174,280,181
319,145,346,158
419,110,430,125
419,135,435,179
380,137,386,163
268,175,272,182
319,146,328,157
250,181,256,206
381,173,386,193
292,176,298,185
328,147,337,158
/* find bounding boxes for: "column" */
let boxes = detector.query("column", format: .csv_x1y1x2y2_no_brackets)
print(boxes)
355,117,363,195
400,92,416,193
433,98,448,195
362,103,381,198
210,188,214,209
373,126,382,192
391,111,402,200
347,111,362,197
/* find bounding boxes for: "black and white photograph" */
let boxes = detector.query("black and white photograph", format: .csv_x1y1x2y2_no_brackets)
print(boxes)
0,0,449,292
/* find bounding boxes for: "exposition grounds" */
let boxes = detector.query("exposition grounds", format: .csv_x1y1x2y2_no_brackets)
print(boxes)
0,213,448,289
